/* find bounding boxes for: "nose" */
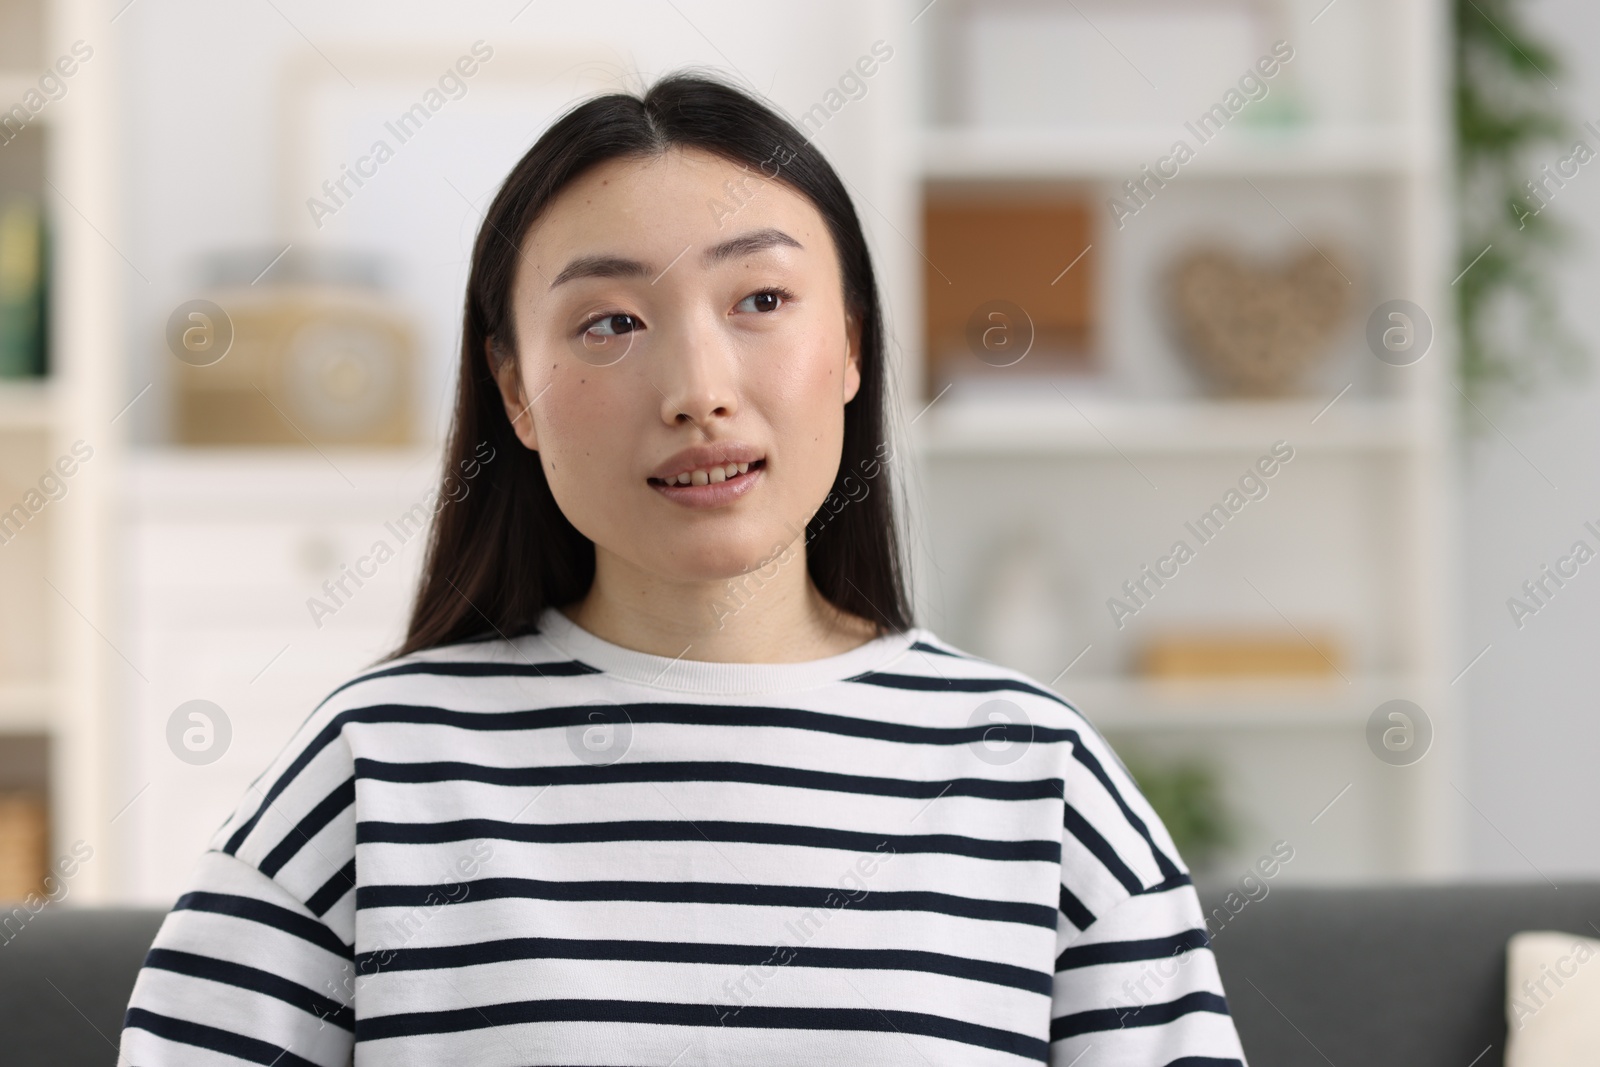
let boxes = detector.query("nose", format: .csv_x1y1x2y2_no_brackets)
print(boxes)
654,308,739,429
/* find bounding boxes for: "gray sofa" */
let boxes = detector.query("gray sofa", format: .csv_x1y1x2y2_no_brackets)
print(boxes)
3,883,1596,1064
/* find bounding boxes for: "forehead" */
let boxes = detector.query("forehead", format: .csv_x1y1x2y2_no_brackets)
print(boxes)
519,146,832,281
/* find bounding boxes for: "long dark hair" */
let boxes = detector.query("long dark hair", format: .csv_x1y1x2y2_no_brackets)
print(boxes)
391,69,913,659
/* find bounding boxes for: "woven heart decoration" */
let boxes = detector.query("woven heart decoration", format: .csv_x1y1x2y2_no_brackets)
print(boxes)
1167,246,1354,397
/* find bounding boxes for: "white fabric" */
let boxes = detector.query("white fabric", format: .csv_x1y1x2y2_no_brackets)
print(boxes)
1505,929,1600,1066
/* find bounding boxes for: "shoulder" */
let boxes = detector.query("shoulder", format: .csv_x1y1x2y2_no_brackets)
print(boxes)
875,628,1190,899
861,626,1105,741
205,627,590,856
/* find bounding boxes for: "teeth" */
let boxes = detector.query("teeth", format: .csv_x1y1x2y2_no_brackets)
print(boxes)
668,462,751,486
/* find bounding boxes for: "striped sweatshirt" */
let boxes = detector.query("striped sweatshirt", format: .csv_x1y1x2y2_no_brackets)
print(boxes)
119,605,1247,1066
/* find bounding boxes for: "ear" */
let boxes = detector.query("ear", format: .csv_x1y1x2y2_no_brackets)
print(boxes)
842,309,863,405
487,338,540,451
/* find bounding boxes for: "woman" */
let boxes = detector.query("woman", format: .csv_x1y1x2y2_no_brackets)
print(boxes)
119,71,1246,1066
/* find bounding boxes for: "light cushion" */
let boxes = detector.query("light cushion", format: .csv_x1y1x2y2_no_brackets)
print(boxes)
1505,929,1600,1066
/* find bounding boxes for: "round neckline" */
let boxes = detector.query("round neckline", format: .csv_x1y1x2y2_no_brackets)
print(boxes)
533,604,922,695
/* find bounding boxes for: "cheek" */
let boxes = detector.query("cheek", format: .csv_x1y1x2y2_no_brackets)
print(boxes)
536,378,638,530
764,328,849,497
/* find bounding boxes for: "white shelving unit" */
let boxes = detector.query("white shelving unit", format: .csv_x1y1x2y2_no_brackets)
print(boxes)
915,396,1422,455
116,449,439,903
922,125,1418,181
903,0,1460,882
0,0,124,901
0,380,52,433
0,680,54,733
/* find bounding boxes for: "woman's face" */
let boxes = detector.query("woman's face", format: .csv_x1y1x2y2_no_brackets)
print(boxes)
494,147,862,588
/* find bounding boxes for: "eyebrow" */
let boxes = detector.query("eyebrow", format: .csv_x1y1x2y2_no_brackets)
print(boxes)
548,227,804,289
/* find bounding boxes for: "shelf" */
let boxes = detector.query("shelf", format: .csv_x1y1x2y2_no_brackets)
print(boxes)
1057,674,1411,732
923,125,1419,182
0,76,51,132
0,74,41,104
125,446,447,517
0,380,50,431
0,681,53,731
911,395,1419,457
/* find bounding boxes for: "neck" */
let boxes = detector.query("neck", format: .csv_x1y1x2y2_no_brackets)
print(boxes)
561,541,880,663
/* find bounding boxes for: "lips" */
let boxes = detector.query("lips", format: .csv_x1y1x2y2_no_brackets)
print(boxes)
649,459,763,486
647,442,766,483
647,459,765,509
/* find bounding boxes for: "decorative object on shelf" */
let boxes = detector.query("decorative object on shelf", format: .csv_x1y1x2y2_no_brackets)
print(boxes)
1118,749,1236,877
0,789,47,901
923,192,1095,400
170,246,416,446
1165,243,1354,397
1455,0,1585,413
1137,628,1343,678
0,197,47,379
967,522,1087,685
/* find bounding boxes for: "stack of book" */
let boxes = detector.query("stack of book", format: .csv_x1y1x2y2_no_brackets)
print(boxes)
0,196,47,379
1138,629,1344,679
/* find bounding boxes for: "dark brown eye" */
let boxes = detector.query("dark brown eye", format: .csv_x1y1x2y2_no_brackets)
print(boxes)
580,313,639,338
736,288,792,314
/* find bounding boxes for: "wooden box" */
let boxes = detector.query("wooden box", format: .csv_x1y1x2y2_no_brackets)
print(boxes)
922,189,1096,397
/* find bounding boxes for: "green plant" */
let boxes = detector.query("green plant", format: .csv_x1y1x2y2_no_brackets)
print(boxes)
1454,0,1586,416
1121,750,1236,875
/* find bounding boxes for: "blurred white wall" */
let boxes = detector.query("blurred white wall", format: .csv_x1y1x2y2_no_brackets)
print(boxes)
1459,0,1600,880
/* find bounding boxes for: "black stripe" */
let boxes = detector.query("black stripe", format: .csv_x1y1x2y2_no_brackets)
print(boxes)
259,776,356,877
358,818,1058,864
1067,739,1186,885
1139,871,1195,895
1061,803,1144,895
1058,883,1096,931
226,698,1080,856
1055,927,1211,970
123,1007,327,1067
355,757,1063,803
1163,1060,1246,1066
339,700,1079,746
174,888,352,959
317,658,600,707
223,716,348,856
1050,990,1231,1040
142,947,354,1031
307,858,357,917
907,640,975,660
355,998,1049,1062
357,936,1052,995
358,876,1057,929
850,672,1067,701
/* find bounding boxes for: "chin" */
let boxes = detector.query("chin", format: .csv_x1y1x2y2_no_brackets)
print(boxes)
659,536,797,585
